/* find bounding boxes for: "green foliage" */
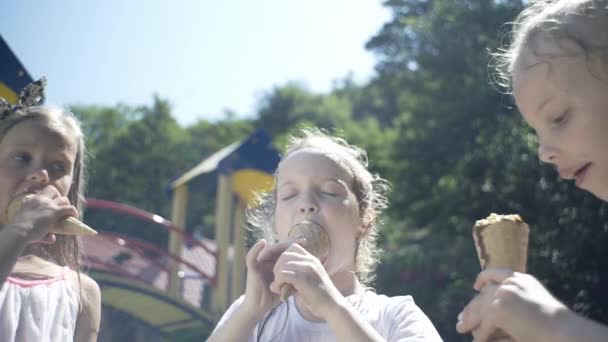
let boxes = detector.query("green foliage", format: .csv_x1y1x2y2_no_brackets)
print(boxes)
76,1,608,340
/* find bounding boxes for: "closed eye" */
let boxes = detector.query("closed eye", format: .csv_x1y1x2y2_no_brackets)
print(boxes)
551,109,570,127
278,190,297,201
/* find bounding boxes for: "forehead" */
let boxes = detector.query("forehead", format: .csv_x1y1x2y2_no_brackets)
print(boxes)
1,119,78,156
512,38,589,113
277,148,353,183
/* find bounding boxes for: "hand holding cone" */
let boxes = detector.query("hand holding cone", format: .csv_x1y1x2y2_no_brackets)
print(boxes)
472,213,530,341
280,220,330,301
7,194,97,236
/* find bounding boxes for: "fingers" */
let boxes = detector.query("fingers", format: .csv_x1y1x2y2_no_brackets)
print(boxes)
457,283,500,333
246,239,267,269
38,185,62,199
456,294,482,333
472,313,500,342
270,260,307,294
57,205,80,220
257,238,306,262
269,243,320,293
474,269,515,290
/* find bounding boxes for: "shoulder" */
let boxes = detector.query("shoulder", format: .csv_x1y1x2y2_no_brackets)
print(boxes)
217,295,246,323
65,270,101,311
79,273,101,308
369,292,430,320
361,291,418,313
362,292,442,340
70,272,102,340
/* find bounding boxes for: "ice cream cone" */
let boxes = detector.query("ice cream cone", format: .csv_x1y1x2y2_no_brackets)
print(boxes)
280,220,330,301
7,194,97,236
472,213,529,341
472,213,529,272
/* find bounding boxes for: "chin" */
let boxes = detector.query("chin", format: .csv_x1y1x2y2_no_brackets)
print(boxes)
588,184,608,202
595,191,608,203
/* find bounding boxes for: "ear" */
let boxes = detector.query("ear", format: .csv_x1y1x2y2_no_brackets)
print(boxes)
36,233,57,245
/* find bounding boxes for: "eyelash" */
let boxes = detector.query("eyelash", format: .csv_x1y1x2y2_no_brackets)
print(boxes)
280,194,295,201
551,110,570,126
278,188,341,201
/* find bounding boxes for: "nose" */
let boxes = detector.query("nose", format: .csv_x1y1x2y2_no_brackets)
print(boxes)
28,168,50,184
538,143,558,164
298,192,319,214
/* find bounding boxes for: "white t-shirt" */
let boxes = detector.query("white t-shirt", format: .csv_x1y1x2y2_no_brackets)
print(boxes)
0,268,79,342
215,291,443,341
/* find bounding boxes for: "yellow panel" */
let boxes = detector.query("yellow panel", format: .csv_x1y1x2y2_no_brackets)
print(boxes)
232,169,274,205
0,82,18,104
102,288,191,326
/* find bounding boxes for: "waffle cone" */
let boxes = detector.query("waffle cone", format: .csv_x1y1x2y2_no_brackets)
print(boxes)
472,213,529,272
280,220,330,301
7,194,97,236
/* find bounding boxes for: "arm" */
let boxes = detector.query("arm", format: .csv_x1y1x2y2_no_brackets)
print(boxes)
0,225,28,285
552,310,608,342
74,274,102,342
207,297,260,342
457,269,608,342
324,297,385,342
208,240,292,342
270,244,385,341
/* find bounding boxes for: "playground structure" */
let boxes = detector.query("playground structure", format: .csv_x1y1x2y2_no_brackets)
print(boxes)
81,199,217,337
0,35,33,104
1,34,282,339
169,128,280,314
81,129,280,339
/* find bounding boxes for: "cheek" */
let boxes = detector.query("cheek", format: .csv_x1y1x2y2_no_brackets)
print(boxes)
274,202,291,239
56,176,74,197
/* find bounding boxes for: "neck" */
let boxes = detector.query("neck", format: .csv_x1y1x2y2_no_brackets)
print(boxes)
330,269,365,296
12,254,63,279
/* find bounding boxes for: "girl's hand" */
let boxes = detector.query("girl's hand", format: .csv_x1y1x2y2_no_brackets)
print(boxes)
6,186,79,244
457,269,569,342
241,239,304,319
269,242,342,319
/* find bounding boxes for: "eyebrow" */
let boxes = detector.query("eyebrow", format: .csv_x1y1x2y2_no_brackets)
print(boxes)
277,177,346,188
277,181,293,189
5,142,36,148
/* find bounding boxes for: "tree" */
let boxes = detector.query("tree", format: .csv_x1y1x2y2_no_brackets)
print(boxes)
365,1,608,340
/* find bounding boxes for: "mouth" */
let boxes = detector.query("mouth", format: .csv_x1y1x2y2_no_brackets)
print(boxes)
294,219,323,229
574,163,592,187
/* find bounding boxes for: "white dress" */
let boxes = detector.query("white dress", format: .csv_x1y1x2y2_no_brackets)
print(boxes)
214,291,443,341
0,267,80,342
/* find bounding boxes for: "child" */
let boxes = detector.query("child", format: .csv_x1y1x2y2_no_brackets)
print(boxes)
456,1,608,341
0,78,101,341
208,129,442,341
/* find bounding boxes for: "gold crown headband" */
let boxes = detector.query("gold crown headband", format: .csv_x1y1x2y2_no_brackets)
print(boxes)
0,77,47,120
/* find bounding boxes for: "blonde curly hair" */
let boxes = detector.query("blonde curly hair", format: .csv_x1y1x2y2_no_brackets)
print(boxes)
491,0,608,93
248,128,390,285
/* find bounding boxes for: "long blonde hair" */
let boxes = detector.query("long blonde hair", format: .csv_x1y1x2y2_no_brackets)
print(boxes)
491,0,608,92
0,106,87,271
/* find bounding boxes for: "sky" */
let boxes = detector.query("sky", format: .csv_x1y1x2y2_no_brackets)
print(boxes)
1,1,390,126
